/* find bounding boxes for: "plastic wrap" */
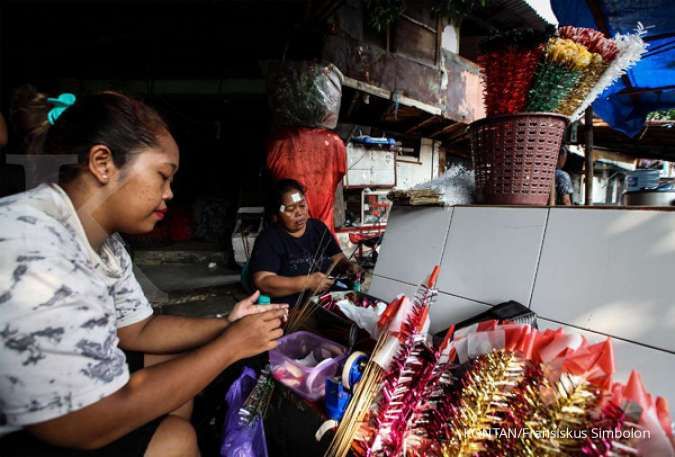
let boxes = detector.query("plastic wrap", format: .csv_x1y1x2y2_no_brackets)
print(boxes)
267,61,344,129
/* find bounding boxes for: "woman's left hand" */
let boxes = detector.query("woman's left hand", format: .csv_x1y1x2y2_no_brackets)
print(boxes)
228,290,289,323
348,261,363,277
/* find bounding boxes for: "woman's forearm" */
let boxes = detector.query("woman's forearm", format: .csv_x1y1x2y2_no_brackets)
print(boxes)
120,314,229,354
255,274,307,297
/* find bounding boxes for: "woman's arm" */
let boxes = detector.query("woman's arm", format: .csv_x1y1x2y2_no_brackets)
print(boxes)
330,253,361,276
27,309,286,450
117,291,288,354
253,270,334,297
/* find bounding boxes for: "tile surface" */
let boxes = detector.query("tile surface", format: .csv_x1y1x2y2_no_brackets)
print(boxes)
367,275,491,335
531,209,675,352
373,206,453,286
437,207,548,306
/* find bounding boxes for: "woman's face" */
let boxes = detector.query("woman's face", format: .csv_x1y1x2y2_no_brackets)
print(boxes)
106,132,179,234
278,189,308,234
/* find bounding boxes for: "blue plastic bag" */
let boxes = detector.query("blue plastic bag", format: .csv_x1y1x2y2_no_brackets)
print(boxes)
220,367,269,457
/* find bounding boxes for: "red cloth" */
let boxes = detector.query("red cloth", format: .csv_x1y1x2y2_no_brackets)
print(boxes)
266,127,346,233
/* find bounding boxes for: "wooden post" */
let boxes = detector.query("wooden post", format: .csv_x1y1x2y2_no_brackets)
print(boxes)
584,107,594,206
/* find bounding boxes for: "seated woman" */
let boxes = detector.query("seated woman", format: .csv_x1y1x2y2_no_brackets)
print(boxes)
249,179,360,306
0,89,287,457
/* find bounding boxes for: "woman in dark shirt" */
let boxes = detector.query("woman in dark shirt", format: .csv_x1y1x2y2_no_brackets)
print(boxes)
249,179,360,306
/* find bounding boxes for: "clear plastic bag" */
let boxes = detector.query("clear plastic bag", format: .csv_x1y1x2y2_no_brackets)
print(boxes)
269,331,346,400
267,61,344,129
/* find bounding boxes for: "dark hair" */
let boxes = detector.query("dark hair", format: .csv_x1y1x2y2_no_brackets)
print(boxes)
266,178,305,220
10,85,51,155
11,86,169,182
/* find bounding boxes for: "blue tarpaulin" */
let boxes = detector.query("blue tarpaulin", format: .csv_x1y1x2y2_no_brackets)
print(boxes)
551,0,675,137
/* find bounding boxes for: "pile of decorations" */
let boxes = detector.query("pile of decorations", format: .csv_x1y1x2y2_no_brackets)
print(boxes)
325,268,675,457
478,25,647,120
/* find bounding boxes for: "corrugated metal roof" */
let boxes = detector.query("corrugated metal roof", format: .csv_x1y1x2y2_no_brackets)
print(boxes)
488,0,551,30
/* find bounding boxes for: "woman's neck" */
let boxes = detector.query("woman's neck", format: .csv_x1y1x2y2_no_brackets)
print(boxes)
283,224,307,239
61,180,112,252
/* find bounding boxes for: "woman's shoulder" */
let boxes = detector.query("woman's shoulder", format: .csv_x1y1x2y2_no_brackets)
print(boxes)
307,218,329,232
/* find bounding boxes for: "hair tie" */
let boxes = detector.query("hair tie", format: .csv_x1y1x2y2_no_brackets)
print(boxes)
46,93,77,125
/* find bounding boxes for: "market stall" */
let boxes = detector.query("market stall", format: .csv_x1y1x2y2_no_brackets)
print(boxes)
218,24,674,457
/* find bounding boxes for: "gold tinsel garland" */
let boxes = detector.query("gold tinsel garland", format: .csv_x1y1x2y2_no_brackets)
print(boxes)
517,373,600,455
441,350,528,457
558,54,608,116
437,349,634,457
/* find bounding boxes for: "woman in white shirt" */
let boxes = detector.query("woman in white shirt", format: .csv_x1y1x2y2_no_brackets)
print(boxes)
0,90,287,456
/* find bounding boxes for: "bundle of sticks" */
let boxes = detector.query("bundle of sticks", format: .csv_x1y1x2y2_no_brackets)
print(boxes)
387,189,444,207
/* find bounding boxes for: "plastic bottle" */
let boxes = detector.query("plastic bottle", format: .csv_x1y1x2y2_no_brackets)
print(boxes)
257,294,271,305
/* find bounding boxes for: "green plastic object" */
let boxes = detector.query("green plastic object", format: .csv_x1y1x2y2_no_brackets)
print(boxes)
257,294,271,305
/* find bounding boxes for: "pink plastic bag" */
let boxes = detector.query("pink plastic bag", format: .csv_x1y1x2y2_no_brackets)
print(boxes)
269,331,346,400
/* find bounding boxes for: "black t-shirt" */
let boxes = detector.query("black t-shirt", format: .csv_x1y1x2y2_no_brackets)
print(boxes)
248,218,342,306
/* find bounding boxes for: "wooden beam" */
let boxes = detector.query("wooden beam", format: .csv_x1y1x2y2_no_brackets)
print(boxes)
585,107,594,205
342,77,443,116
405,115,438,134
430,122,464,138
400,14,437,33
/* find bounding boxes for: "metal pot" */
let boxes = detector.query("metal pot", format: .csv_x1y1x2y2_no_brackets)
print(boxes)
623,190,675,206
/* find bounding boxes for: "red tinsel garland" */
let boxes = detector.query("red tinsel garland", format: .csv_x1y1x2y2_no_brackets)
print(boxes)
479,46,542,116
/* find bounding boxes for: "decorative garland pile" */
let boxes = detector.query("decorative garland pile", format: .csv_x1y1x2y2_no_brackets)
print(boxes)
479,25,647,120
324,270,675,457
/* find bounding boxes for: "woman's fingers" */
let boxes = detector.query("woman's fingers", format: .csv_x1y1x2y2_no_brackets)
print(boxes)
260,308,288,323
245,290,260,304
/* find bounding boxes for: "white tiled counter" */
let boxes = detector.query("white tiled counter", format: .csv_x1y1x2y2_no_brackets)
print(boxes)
369,205,675,404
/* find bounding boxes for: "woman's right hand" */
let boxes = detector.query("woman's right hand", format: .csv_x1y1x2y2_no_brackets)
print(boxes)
223,308,285,360
306,272,334,293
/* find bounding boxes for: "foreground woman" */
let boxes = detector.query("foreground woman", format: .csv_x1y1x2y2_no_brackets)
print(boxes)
0,90,286,456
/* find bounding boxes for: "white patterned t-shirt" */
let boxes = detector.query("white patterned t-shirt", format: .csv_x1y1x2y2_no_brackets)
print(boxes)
0,183,153,435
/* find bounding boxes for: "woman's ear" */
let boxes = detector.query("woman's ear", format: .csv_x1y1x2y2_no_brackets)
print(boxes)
87,144,116,184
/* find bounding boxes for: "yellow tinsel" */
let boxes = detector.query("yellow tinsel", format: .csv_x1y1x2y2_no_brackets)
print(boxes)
442,350,528,457
558,54,607,115
546,37,593,70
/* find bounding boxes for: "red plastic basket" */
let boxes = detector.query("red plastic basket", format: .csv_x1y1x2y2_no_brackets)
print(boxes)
470,112,568,205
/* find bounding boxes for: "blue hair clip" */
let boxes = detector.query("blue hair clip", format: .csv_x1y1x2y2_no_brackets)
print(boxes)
46,93,77,125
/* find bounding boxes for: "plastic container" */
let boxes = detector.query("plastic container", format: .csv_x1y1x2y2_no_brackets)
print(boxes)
470,112,568,205
269,331,347,401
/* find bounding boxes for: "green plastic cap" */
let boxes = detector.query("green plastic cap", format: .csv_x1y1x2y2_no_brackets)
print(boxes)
257,294,271,305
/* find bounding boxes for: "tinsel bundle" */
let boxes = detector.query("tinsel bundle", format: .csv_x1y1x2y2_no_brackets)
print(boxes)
441,350,529,456
479,47,542,115
558,26,619,61
526,37,592,112
557,26,619,116
569,29,648,121
558,54,606,115
368,337,435,456
582,401,637,456
478,28,556,116
403,362,457,457
517,373,602,455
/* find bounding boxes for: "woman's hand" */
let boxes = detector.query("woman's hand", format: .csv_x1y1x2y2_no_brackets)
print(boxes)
227,290,288,323
223,309,286,359
347,261,363,278
306,272,334,293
